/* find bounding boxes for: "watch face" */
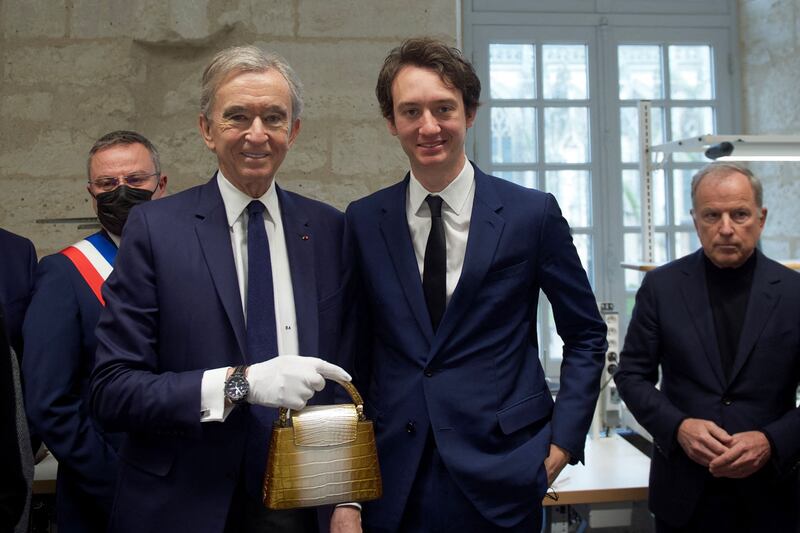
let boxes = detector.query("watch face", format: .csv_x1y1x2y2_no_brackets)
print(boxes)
225,374,249,403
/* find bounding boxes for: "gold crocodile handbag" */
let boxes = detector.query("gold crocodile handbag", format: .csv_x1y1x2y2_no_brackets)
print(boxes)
262,380,382,509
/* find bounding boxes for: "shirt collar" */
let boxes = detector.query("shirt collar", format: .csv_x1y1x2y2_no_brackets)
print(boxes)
106,231,121,248
216,170,280,228
408,157,474,216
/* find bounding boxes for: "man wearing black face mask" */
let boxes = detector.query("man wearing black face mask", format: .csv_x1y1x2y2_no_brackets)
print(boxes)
93,178,162,236
22,130,167,533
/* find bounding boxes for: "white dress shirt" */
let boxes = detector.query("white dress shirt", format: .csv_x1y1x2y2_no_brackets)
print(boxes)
406,157,475,304
200,171,299,422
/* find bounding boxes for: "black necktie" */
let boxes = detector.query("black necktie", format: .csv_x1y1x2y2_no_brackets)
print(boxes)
423,195,446,331
245,200,278,362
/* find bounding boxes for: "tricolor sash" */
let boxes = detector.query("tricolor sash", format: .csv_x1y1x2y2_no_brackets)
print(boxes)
60,232,117,305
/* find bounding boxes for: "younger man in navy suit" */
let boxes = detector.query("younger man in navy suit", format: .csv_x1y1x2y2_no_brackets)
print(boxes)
340,38,607,532
23,130,167,533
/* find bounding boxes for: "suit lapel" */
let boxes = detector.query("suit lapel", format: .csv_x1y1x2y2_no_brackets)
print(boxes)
729,251,781,383
680,250,726,389
379,177,434,343
430,169,504,359
278,187,318,356
194,176,248,361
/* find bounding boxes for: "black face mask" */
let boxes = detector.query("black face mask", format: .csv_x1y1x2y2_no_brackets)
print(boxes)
94,185,156,236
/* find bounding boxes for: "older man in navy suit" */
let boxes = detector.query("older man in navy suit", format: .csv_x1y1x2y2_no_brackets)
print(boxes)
339,38,607,533
615,163,800,532
90,46,350,533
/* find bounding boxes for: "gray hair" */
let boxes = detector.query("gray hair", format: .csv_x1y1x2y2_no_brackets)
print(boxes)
690,162,763,209
200,45,304,123
87,130,160,179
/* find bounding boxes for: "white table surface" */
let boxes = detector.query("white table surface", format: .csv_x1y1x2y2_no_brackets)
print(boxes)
544,433,650,506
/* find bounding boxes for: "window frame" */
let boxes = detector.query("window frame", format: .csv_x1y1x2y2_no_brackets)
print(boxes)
463,0,742,378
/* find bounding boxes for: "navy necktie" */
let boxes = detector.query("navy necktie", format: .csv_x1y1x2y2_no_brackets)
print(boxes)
423,195,446,331
245,200,278,363
243,200,279,499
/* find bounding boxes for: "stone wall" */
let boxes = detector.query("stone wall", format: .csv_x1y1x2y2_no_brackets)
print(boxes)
739,0,800,259
0,0,457,255
3,1,798,260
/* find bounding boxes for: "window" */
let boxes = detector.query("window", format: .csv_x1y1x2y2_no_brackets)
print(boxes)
465,1,739,378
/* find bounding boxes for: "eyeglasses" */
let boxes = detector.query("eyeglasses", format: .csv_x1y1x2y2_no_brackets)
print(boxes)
88,172,159,192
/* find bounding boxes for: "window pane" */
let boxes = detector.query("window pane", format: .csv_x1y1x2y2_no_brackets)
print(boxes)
622,169,666,227
624,233,645,289
491,107,537,163
671,107,714,162
543,300,563,362
654,232,668,263
669,45,713,100
543,44,588,99
495,170,537,189
622,169,641,226
618,45,663,100
544,107,589,163
624,231,666,283
545,170,591,227
490,44,536,99
572,233,593,285
673,168,699,225
675,231,700,258
620,106,665,163
626,294,637,316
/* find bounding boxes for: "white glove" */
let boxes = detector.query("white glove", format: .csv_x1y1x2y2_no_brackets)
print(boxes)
246,356,351,410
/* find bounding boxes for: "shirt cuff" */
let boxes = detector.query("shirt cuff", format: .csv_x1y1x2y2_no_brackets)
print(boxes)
335,502,362,511
200,367,234,422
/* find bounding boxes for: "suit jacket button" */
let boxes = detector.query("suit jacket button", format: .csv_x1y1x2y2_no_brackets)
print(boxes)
406,421,416,434
722,397,732,406
424,369,433,377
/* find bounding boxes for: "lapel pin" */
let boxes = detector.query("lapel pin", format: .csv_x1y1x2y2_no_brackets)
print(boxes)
301,235,310,241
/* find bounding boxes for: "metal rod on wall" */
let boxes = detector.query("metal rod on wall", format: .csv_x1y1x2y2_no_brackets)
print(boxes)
637,100,655,263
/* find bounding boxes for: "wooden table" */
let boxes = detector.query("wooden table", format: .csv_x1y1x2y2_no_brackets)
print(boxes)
34,434,651,505
542,434,650,506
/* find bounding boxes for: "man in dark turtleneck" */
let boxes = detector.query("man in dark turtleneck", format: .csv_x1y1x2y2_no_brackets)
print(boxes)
615,162,800,533
705,249,756,383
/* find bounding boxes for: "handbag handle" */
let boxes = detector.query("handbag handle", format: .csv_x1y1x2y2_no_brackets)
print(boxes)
277,379,366,427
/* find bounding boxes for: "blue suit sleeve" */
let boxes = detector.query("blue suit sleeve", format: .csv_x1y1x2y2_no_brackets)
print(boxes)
614,272,687,456
22,255,118,507
762,404,800,473
90,206,204,436
537,194,607,464
337,212,373,405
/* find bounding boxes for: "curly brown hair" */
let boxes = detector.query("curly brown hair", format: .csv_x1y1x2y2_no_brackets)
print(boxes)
376,37,481,121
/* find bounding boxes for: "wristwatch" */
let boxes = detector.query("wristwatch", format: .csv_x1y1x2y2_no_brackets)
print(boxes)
224,365,250,404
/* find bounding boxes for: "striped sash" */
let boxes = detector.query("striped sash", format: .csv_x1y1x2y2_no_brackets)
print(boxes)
60,232,117,305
